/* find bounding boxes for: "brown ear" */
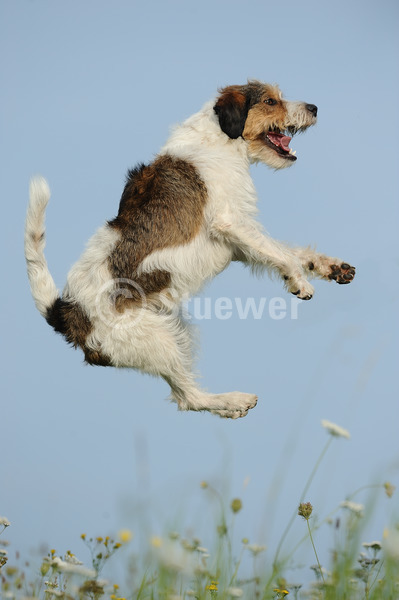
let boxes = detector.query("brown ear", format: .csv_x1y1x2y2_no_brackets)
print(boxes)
213,87,250,139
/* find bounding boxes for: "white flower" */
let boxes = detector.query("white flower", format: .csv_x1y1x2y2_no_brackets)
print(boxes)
154,540,198,575
340,500,364,516
0,549,8,556
51,556,96,578
321,419,350,439
227,587,244,597
289,584,303,592
247,543,266,556
64,552,83,566
310,564,329,577
0,517,10,528
362,541,382,551
45,581,58,589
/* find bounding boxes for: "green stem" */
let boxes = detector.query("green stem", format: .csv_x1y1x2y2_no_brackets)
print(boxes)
136,572,148,600
287,505,340,560
347,483,382,500
300,436,333,503
367,558,384,596
272,436,333,569
307,519,325,586
228,543,245,588
285,482,386,563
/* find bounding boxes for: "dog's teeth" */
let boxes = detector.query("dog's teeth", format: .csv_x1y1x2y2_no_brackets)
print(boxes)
289,149,297,156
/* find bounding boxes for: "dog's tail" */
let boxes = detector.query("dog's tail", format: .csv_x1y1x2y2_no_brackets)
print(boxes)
25,177,60,320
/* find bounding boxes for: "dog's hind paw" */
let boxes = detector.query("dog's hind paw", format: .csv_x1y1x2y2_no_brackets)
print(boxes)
209,392,257,418
211,408,249,419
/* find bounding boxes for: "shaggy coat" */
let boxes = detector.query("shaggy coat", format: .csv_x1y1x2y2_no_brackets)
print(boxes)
25,81,355,418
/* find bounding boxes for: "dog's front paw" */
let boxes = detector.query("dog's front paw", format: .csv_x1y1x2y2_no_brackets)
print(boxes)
285,276,314,300
328,263,356,285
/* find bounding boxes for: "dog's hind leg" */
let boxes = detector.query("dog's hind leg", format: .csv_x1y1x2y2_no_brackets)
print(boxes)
164,370,258,419
117,309,257,418
165,377,258,419
161,318,257,418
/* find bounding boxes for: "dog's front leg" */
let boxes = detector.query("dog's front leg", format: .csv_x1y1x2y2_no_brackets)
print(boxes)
292,247,356,285
211,216,314,300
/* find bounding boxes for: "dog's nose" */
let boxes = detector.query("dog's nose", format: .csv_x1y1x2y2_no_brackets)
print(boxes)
306,104,318,117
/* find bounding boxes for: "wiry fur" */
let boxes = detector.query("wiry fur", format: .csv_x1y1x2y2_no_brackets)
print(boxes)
25,177,59,316
25,81,355,418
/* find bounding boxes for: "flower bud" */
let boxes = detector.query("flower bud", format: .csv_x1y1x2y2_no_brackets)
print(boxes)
231,498,243,513
298,502,313,520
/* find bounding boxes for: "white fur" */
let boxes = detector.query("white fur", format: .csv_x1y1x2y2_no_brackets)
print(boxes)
286,101,315,129
25,177,59,317
26,92,354,419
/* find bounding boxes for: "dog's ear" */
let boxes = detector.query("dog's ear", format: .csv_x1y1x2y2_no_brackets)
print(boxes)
214,87,250,139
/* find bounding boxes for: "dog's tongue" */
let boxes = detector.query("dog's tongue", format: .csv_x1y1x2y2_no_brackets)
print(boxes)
267,132,292,151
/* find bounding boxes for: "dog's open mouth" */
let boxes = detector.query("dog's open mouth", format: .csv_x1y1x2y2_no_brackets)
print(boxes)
264,130,297,161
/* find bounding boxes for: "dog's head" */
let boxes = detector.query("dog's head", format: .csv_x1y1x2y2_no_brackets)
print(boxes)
213,81,317,169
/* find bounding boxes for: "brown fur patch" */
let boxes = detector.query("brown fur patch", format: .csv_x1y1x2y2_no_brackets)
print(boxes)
242,85,288,141
107,154,207,308
62,301,92,348
214,86,248,109
215,81,266,108
113,271,172,312
84,348,112,367
46,298,111,366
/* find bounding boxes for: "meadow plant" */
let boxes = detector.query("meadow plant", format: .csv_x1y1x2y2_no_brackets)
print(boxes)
1,421,398,599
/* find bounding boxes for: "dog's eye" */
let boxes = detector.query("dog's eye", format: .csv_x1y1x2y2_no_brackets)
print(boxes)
264,98,277,106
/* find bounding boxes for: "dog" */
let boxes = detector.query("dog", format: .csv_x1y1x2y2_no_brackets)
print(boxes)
25,80,355,419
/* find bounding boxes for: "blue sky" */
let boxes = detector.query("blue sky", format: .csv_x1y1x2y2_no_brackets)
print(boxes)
1,0,398,583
